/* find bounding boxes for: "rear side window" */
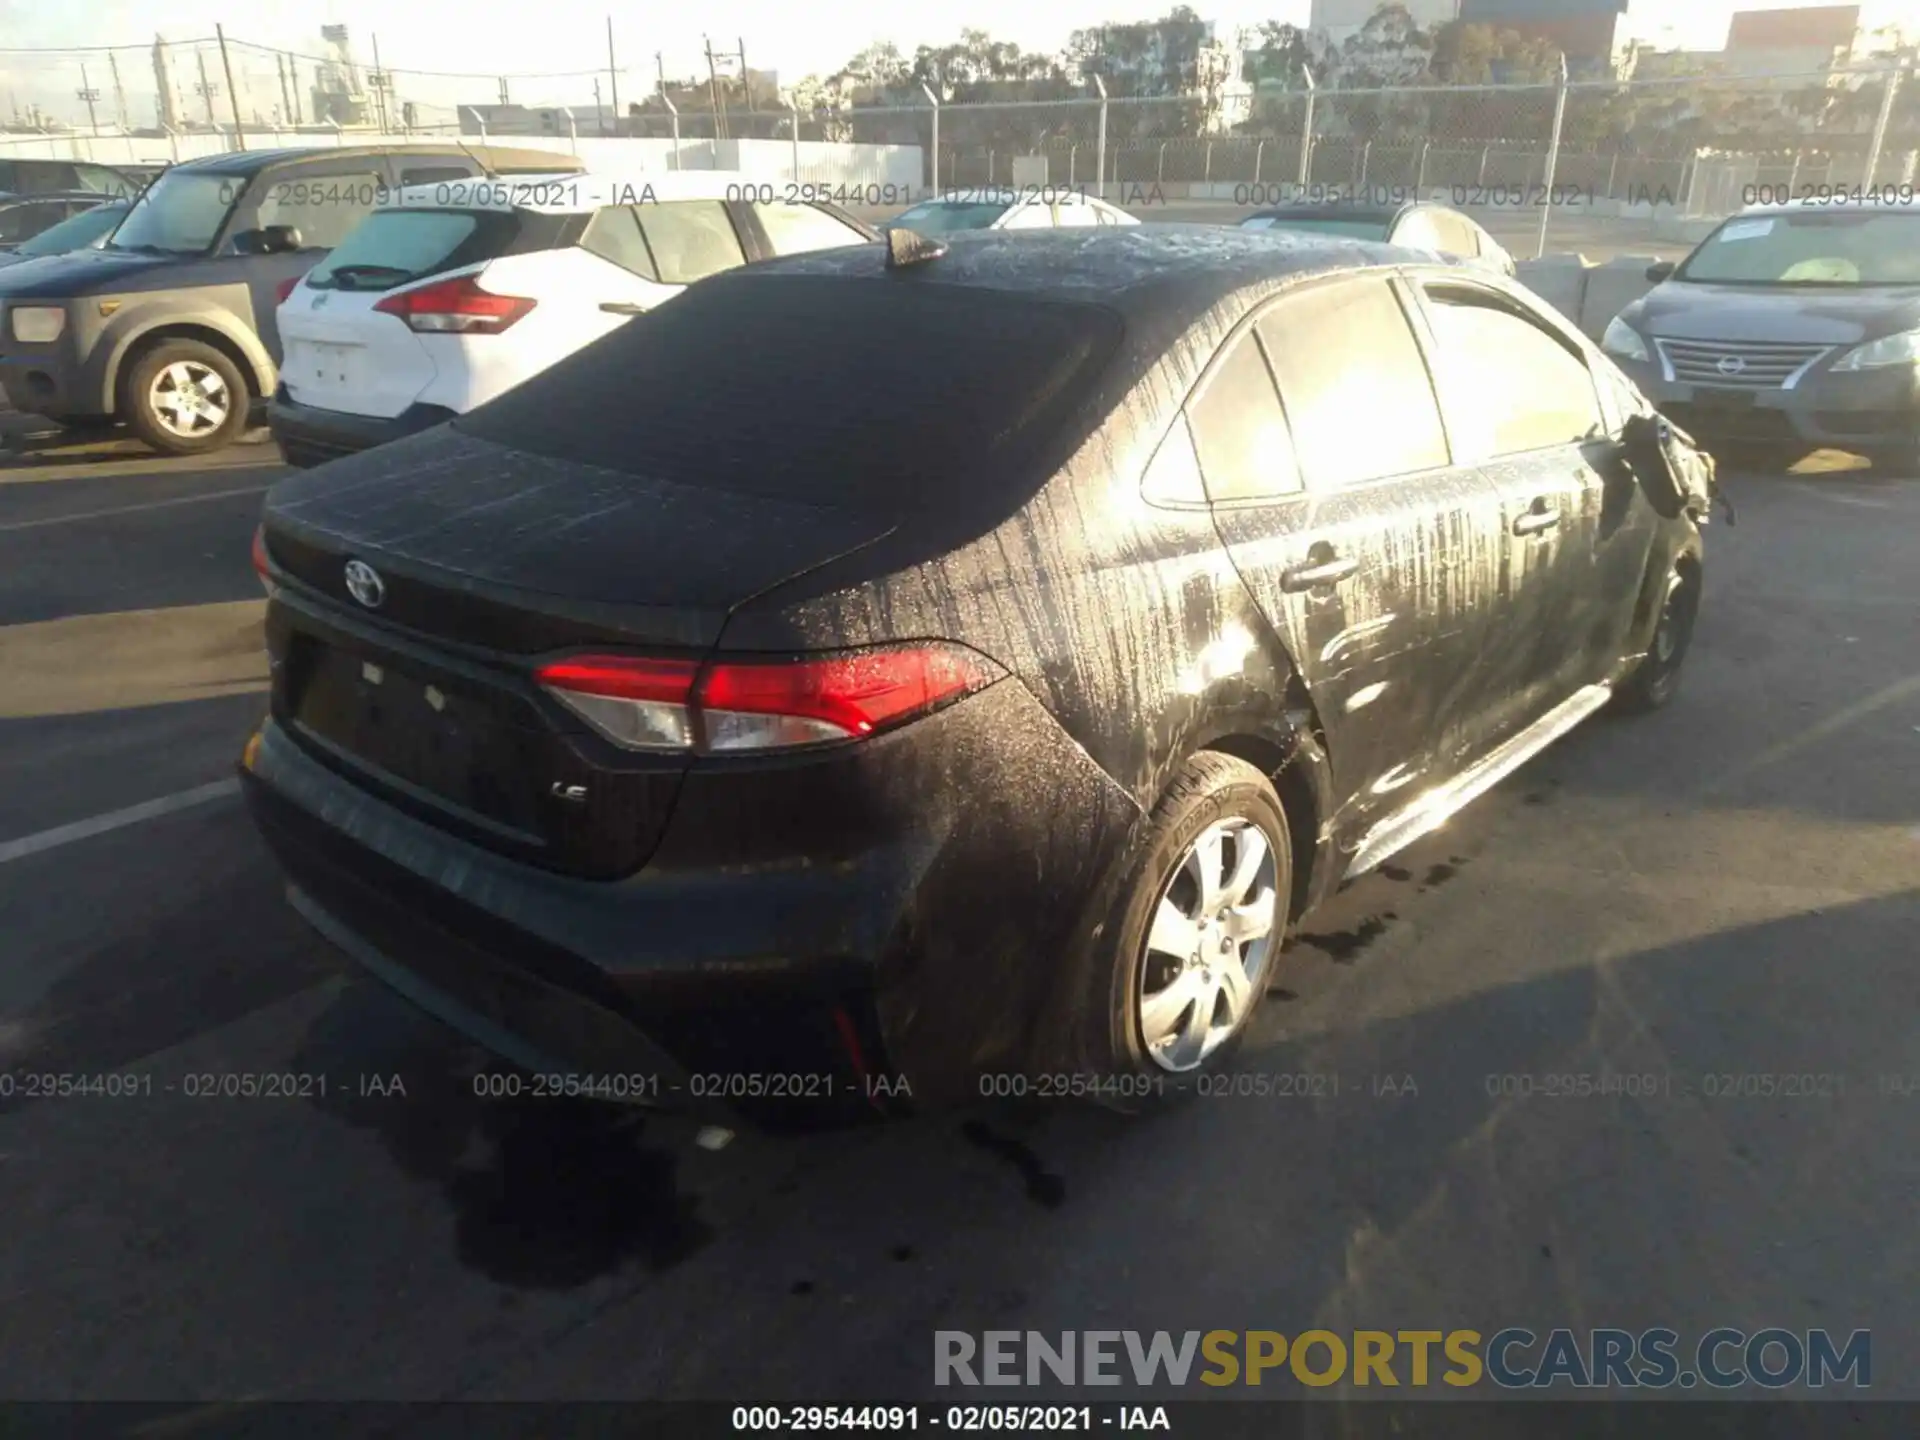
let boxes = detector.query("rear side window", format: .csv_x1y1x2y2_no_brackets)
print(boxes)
1257,279,1449,489
1187,330,1301,502
303,209,522,291
635,201,745,284
0,201,67,245
1423,289,1605,459
75,164,133,197
456,274,1123,511
751,202,869,257
0,160,80,194
253,171,384,249
581,206,658,278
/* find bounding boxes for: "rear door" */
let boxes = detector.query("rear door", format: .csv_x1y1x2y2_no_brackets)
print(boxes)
1199,275,1510,824
1408,275,1640,743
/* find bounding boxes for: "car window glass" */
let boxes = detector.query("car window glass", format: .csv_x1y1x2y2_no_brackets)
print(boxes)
751,202,869,256
0,202,64,244
1140,414,1208,506
1423,288,1606,459
581,205,658,279
1186,329,1302,502
252,171,383,250
635,200,746,284
75,164,132,197
1257,280,1449,488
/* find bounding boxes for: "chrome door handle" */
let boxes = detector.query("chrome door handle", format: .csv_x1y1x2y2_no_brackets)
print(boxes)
1513,506,1561,537
1280,555,1359,592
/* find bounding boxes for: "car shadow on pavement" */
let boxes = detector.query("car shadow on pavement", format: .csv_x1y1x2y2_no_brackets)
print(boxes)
254,887,1919,1404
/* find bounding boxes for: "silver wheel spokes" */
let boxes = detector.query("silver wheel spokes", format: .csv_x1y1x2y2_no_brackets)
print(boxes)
1138,818,1280,1073
150,361,231,438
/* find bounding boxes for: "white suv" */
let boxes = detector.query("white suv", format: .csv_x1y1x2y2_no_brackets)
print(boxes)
267,171,876,467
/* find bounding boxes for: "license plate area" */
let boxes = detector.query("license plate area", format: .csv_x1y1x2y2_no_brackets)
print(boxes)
1693,387,1757,412
293,339,362,389
286,635,548,838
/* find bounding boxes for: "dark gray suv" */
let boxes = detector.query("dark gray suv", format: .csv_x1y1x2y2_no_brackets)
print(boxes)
0,144,580,455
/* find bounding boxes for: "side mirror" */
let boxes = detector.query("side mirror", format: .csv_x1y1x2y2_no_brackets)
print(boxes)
232,224,302,256
1645,260,1676,283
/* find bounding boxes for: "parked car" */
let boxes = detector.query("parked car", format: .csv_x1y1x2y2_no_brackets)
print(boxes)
242,226,1712,1117
0,143,582,456
1601,201,1920,472
268,172,878,468
0,156,139,199
1239,201,1516,277
0,196,129,269
0,192,123,250
883,189,1141,235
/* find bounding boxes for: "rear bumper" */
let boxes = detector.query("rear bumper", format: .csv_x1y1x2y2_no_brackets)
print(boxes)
267,390,456,468
240,677,1141,1111
1616,355,1920,451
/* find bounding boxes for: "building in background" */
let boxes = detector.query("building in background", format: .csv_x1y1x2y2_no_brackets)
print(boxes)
1309,0,1463,47
1458,0,1633,77
1722,5,1859,77
310,25,372,127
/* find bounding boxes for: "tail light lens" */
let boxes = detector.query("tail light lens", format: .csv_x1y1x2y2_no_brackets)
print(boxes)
250,523,277,596
534,645,1005,754
274,273,308,305
373,273,536,334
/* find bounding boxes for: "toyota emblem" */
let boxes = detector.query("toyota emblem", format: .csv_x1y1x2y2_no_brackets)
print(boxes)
1716,355,1747,376
343,559,386,609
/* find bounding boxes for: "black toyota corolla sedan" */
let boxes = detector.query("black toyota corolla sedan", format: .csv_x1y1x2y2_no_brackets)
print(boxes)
242,226,1715,1115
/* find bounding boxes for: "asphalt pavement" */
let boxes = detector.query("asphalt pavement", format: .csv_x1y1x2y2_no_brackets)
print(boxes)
0,428,1915,1410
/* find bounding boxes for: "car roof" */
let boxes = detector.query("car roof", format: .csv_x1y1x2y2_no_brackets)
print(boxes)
1246,202,1415,223
376,168,839,215
0,190,120,205
1734,199,1920,219
716,224,1459,329
166,144,582,178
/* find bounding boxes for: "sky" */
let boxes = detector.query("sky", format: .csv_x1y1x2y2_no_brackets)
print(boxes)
3,0,1915,124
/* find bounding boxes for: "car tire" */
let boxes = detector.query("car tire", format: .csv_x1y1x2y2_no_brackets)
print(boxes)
121,339,249,456
1613,562,1701,715
1075,751,1292,1112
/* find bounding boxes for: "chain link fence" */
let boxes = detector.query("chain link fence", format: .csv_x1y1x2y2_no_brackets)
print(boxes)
5,34,1917,251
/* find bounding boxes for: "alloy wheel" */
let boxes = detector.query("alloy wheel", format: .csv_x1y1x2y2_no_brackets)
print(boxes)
148,360,232,439
1136,817,1280,1073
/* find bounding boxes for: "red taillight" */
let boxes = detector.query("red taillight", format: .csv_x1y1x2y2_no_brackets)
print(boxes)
274,273,307,305
534,645,1003,754
373,273,536,334
250,523,275,595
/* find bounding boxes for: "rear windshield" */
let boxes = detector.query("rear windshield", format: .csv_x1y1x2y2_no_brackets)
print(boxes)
889,202,1013,236
455,273,1124,509
303,208,525,291
1677,211,1920,286
1242,215,1391,241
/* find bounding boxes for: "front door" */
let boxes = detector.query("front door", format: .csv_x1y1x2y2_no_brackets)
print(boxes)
1193,275,1510,833
1408,276,1650,744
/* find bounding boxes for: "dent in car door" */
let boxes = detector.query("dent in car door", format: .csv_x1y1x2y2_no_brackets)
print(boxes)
1194,278,1507,832
1410,277,1649,743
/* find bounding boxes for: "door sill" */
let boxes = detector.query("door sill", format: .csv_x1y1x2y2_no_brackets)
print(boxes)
1344,683,1612,882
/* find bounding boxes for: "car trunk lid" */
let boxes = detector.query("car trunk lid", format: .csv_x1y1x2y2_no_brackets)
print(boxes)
261,427,897,877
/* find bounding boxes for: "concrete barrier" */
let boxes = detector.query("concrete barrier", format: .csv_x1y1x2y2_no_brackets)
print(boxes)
1515,253,1592,330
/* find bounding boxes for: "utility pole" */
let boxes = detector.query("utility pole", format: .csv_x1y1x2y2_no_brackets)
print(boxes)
108,51,130,130
196,49,218,127
76,64,102,134
370,33,391,133
606,17,621,135
738,37,748,120
594,76,605,135
215,24,246,149
704,36,726,141
277,53,294,129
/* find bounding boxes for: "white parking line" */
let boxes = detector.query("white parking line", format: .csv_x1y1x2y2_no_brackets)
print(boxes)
0,778,241,866
0,484,271,533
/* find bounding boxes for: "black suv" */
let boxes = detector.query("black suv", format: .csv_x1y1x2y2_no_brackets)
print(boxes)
0,144,580,455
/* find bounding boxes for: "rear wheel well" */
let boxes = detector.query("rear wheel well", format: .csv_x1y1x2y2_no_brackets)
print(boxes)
118,325,264,406
1201,734,1318,925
